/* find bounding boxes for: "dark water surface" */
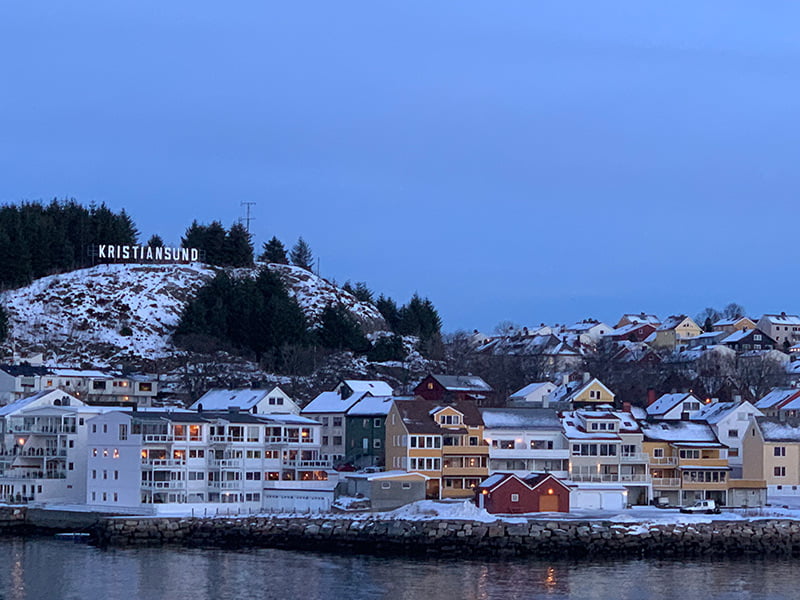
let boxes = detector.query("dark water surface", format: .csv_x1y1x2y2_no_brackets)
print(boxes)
0,537,794,600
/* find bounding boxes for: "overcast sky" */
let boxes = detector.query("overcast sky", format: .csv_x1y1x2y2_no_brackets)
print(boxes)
2,2,798,332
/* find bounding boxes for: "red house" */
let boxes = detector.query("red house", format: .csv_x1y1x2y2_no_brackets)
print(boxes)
414,374,494,404
607,322,657,342
475,472,571,514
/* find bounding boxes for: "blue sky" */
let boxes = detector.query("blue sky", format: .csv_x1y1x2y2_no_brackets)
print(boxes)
2,2,799,332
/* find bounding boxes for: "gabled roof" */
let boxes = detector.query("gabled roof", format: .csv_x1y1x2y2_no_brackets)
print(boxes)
477,471,570,493
190,387,288,411
0,390,85,416
620,313,661,325
755,388,800,410
559,378,615,403
756,417,800,442
428,374,493,393
340,380,394,396
646,393,700,417
760,313,800,326
301,391,369,414
657,315,697,331
393,397,483,434
713,317,754,327
0,364,52,377
52,368,111,378
694,400,761,425
346,395,396,417
639,420,720,444
510,382,554,399
480,407,561,430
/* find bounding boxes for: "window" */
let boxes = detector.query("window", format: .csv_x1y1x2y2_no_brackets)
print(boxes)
363,438,369,449
102,492,107,502
103,424,108,434
322,436,329,445
333,436,342,446
139,382,153,392
68,462,74,471
381,482,391,490
92,470,97,479
469,437,479,446
92,448,98,457
321,417,329,426
114,470,119,480
113,449,120,459
679,449,700,459
775,466,787,477
103,470,108,480
103,449,109,457
374,418,382,428
373,439,382,449
401,482,411,489
68,440,74,448
728,429,739,438
245,472,262,481
333,417,342,427
510,493,519,502
92,425,97,433
113,493,118,502
775,447,787,457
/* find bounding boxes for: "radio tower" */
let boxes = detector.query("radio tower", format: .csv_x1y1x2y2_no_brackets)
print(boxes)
240,201,256,233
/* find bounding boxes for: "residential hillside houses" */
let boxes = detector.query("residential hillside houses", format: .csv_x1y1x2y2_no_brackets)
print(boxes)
743,417,800,497
713,317,757,335
649,315,703,350
756,313,800,348
508,382,557,407
414,374,493,405
190,386,300,415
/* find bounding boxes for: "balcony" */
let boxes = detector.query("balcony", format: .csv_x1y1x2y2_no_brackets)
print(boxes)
443,445,489,455
141,459,186,468
208,480,243,489
283,459,330,468
208,458,243,469
620,452,650,463
570,473,651,484
144,434,174,443
652,477,681,488
619,473,651,483
8,426,76,435
650,457,678,466
0,470,66,480
141,480,186,490
489,448,570,460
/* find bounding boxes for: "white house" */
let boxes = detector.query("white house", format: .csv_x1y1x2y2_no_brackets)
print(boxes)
85,409,332,513
190,386,300,415
508,382,557,407
646,393,707,420
756,313,800,347
695,400,763,477
302,389,372,464
480,407,568,478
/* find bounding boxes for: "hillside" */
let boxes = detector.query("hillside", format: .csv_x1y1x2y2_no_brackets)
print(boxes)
0,262,387,366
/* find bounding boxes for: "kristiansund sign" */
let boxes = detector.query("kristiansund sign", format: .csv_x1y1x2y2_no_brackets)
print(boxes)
94,244,201,263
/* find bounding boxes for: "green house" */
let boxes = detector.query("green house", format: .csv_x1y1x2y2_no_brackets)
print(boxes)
344,396,395,469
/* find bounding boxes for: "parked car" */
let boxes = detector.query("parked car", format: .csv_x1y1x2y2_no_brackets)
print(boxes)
680,499,721,514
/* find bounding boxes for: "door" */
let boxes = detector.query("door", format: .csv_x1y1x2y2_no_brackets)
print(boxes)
539,495,560,512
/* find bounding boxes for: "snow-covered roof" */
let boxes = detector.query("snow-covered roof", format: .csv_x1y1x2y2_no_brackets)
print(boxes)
301,391,368,414
0,390,84,416
758,418,800,442
755,388,800,410
695,401,760,425
604,322,653,337
429,375,493,392
341,380,394,396
657,315,694,331
344,470,428,481
720,330,755,344
640,420,719,443
52,368,111,378
189,388,288,411
761,313,800,326
480,408,562,430
646,393,697,417
620,313,660,325
347,395,395,416
510,382,553,398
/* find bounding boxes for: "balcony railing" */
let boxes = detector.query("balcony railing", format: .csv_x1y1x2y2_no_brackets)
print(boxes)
144,434,174,443
0,471,67,480
652,477,681,488
570,473,651,484
620,452,650,463
7,426,76,435
208,480,243,489
141,480,185,490
208,458,243,469
283,459,330,468
141,459,186,468
650,457,678,466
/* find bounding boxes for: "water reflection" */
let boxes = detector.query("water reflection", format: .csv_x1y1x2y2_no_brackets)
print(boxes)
0,538,796,600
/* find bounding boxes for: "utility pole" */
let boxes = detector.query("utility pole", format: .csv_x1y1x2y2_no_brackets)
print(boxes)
240,201,256,233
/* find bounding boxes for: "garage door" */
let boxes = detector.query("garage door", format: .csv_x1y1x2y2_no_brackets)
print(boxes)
577,492,601,510
262,491,333,513
600,493,625,511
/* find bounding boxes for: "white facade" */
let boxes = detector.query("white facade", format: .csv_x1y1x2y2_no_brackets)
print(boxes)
191,386,300,415
508,382,556,406
85,410,331,511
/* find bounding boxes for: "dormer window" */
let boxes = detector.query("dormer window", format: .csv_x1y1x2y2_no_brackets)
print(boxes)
439,414,461,425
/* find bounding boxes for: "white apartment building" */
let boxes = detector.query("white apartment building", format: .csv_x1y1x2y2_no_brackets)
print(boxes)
86,409,332,512
480,407,569,478
0,390,115,504
190,386,300,415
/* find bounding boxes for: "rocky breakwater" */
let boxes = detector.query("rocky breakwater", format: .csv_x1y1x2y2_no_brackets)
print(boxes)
0,506,27,533
95,516,800,558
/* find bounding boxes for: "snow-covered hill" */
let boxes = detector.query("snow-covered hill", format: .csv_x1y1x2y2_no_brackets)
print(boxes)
1,262,387,366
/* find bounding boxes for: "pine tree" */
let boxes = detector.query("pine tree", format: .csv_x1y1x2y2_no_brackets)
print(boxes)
147,234,164,247
259,236,288,264
352,282,374,304
223,222,254,267
290,237,314,271
367,334,407,362
0,304,8,342
181,221,207,250
376,295,401,331
317,303,370,353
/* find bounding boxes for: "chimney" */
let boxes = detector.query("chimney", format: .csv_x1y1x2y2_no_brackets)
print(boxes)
733,394,742,403
647,388,657,406
582,372,590,384
562,374,569,386
622,402,632,414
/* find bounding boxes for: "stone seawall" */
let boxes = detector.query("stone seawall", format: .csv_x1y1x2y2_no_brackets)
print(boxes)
94,516,800,558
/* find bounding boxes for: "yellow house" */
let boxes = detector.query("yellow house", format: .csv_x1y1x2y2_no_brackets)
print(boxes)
712,316,757,335
651,315,702,350
385,397,488,499
743,416,800,497
641,420,765,507
556,377,616,408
